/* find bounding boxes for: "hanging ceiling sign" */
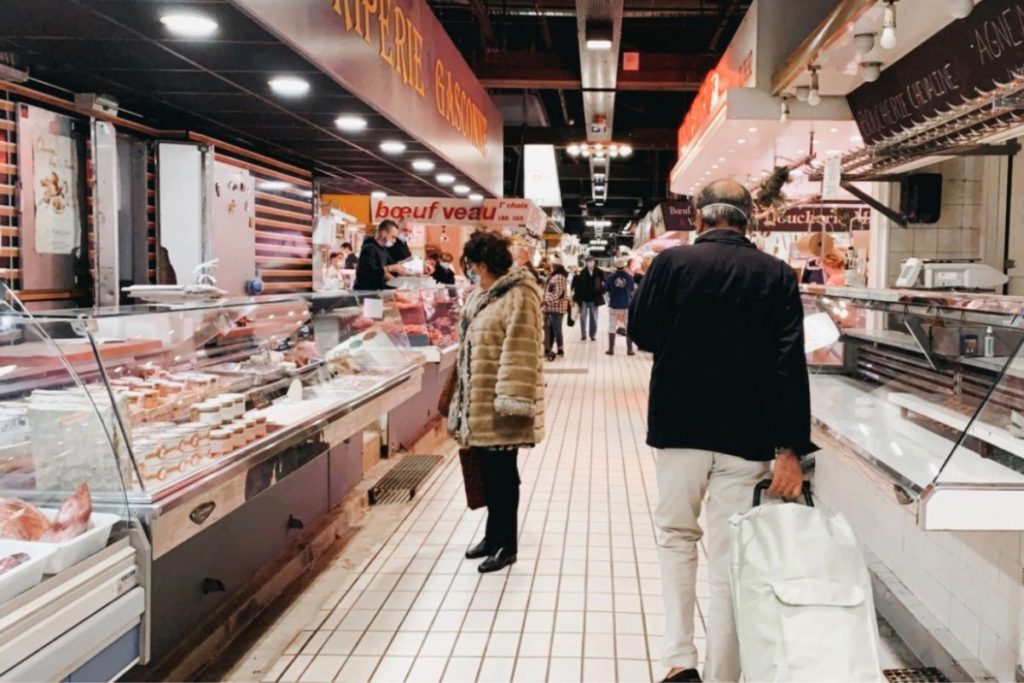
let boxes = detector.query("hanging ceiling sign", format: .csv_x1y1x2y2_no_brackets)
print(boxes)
229,0,503,196
371,197,547,236
848,2,1024,145
649,200,696,236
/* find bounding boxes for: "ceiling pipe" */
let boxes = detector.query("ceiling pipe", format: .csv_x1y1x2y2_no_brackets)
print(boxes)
771,0,876,96
532,0,573,126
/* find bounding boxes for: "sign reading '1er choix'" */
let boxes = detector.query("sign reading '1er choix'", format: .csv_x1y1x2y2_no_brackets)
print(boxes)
848,2,1024,145
228,0,504,196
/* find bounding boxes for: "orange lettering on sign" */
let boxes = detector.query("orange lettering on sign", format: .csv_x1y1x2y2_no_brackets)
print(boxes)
378,0,393,65
393,6,408,83
676,50,752,157
360,0,379,43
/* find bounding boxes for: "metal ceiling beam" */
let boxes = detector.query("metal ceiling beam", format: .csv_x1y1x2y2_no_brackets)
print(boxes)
475,51,710,91
466,0,500,47
576,0,625,144
771,0,875,95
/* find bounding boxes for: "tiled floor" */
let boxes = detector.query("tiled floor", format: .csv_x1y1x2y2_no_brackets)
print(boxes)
256,332,699,682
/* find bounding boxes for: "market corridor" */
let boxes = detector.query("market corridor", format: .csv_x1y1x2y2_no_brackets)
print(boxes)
244,337,695,683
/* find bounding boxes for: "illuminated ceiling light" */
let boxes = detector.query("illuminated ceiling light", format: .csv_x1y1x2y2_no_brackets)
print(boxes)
371,190,387,198
335,115,367,132
807,66,821,106
711,164,719,169
880,1,898,49
747,127,758,133
453,184,471,195
619,144,632,157
581,148,592,158
435,173,455,185
268,76,310,97
379,140,406,154
567,144,581,156
411,158,435,172
780,98,790,123
160,13,218,37
795,86,810,102
949,0,973,18
258,181,291,191
468,193,484,202
585,20,613,50
853,32,876,53
737,138,747,145
860,61,882,82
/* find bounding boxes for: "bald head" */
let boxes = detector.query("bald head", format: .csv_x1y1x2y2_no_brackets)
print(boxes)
694,179,753,232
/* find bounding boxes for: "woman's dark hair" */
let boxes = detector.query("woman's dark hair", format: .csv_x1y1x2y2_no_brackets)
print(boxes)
461,231,513,276
427,252,441,263
341,242,353,250
551,264,568,277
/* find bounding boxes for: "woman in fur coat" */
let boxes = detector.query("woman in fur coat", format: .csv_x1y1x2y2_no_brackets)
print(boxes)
448,231,545,573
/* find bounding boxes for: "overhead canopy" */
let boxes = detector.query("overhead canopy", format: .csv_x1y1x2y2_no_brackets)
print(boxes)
371,197,548,237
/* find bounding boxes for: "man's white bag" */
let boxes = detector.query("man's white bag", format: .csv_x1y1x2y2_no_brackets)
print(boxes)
729,481,883,682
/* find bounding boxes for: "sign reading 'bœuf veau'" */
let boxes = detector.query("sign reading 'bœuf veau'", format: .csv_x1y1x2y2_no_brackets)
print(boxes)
229,0,503,196
848,2,1024,145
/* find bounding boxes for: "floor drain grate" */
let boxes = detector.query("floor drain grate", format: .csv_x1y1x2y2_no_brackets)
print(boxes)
544,367,589,374
883,668,949,683
369,455,444,505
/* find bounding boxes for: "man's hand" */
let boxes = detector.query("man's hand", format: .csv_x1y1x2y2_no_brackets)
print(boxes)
768,450,804,500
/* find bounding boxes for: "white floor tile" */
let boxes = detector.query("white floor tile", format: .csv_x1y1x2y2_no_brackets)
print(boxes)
337,655,382,682
387,631,427,657
370,610,409,632
517,632,552,659
477,656,515,683
511,657,548,682
321,630,361,656
442,657,482,682
452,631,490,657
547,657,582,683
485,632,521,658
355,631,395,656
408,656,448,683
371,655,414,683
492,610,526,632
422,631,459,658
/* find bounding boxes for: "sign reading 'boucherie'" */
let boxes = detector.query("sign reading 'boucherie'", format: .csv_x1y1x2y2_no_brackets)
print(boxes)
758,205,871,232
848,2,1024,145
228,0,503,196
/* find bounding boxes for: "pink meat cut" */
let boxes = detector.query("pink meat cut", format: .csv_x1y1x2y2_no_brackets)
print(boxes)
0,498,50,541
0,552,30,575
41,483,92,542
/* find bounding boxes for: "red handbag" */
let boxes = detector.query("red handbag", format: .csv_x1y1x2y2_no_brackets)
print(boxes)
459,448,487,510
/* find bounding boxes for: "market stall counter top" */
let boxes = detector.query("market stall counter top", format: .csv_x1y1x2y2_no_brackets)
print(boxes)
803,285,1024,531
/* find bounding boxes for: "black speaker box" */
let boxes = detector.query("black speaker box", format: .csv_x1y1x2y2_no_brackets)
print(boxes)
900,173,943,224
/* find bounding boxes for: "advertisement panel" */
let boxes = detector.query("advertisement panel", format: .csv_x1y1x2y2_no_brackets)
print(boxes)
371,197,547,236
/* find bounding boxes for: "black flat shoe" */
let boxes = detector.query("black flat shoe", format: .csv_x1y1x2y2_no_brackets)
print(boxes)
465,539,490,560
661,668,701,682
478,548,517,573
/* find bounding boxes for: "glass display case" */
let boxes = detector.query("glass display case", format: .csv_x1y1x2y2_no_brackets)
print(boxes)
1,286,423,516
802,285,1024,530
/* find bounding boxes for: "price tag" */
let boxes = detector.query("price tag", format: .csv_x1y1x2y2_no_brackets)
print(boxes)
822,155,842,200
362,297,385,320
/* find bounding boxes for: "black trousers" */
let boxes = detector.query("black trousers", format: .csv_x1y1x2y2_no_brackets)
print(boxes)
479,447,520,554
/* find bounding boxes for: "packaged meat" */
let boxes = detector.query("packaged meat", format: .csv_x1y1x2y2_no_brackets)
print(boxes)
0,498,50,541
40,483,92,542
0,552,29,575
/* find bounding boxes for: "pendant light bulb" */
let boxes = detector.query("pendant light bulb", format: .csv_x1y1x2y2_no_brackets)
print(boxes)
949,0,973,18
795,86,810,102
880,2,898,49
780,98,790,123
807,89,821,107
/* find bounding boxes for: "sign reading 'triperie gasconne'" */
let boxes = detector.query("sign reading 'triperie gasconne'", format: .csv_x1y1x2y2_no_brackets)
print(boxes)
228,0,503,196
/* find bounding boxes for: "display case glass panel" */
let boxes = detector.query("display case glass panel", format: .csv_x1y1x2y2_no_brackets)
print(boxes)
802,286,1024,530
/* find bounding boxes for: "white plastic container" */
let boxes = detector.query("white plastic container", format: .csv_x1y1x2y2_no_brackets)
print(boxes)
33,511,120,575
0,541,56,604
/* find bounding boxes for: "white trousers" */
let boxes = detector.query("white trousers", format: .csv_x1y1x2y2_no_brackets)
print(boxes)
654,448,770,682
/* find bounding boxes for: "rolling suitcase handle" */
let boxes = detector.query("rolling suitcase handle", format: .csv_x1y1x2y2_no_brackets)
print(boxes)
753,479,814,507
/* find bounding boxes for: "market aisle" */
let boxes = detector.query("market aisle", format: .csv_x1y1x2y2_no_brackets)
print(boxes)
254,331,710,683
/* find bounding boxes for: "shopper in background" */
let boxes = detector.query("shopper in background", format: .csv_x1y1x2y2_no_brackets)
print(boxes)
572,255,604,341
429,253,456,285
629,179,815,683
387,222,414,263
353,220,404,290
604,256,636,356
340,242,358,270
822,250,847,286
449,231,545,574
542,263,570,361
514,244,543,285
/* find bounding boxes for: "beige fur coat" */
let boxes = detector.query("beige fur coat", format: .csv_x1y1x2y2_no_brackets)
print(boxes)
448,268,545,448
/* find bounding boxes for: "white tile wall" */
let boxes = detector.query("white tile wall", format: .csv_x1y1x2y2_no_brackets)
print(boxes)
816,447,1024,681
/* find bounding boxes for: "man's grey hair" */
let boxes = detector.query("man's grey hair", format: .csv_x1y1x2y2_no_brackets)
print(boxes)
694,180,754,230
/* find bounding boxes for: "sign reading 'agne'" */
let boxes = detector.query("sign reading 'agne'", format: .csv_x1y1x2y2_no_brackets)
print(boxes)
329,0,488,155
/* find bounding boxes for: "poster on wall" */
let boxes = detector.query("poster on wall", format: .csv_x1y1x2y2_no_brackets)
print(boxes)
17,104,82,291
211,161,255,296
32,131,80,254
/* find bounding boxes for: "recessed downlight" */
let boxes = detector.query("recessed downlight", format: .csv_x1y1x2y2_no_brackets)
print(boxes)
334,115,367,132
379,140,406,155
468,193,484,202
436,173,455,185
453,184,471,195
737,139,747,144
412,159,435,172
258,181,291,191
160,13,218,37
371,190,387,198
268,76,310,97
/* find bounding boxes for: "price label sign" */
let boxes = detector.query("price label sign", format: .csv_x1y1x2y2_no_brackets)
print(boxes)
822,155,842,200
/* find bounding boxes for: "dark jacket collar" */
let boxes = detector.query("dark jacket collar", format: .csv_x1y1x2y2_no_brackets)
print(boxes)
694,228,755,248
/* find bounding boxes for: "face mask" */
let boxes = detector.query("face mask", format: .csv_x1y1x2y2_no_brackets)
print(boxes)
398,233,409,242
385,238,396,248
466,269,481,285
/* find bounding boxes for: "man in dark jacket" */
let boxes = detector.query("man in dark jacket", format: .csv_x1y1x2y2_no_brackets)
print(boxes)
604,256,636,355
571,255,604,341
354,220,404,290
629,179,814,683
386,222,413,263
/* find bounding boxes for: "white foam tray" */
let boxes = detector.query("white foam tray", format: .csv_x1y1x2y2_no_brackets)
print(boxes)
32,511,120,575
0,541,55,605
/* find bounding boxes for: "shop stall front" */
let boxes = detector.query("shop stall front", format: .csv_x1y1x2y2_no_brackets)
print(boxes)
771,1,1024,679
